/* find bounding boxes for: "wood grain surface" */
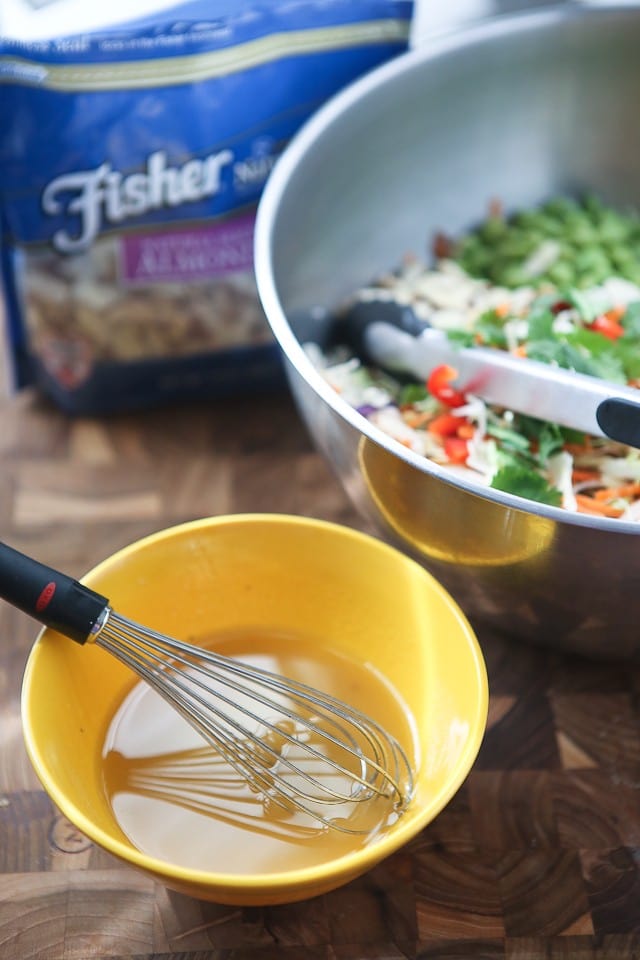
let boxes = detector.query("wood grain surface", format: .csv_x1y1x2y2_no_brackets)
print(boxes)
0,359,639,959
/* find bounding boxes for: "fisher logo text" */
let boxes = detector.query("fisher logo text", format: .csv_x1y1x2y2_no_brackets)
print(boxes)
41,149,234,253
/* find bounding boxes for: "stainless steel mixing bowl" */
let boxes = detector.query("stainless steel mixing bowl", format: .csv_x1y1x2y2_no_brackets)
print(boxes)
254,5,640,660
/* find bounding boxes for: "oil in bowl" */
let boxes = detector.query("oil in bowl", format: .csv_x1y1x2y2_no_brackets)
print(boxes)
101,627,418,875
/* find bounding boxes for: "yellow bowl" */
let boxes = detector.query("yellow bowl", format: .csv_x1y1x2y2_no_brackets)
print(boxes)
21,514,487,905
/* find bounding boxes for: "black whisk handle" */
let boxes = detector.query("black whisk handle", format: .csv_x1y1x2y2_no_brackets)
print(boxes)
0,541,109,645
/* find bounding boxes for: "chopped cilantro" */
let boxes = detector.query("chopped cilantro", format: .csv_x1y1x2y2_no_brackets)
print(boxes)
511,415,584,464
617,340,640,380
567,326,619,355
622,301,640,336
486,422,532,452
399,383,429,405
494,447,533,472
525,338,596,374
562,328,632,383
536,424,565,464
517,421,565,465
446,329,476,348
513,414,550,442
566,287,600,322
524,335,627,381
490,464,563,506
473,309,509,348
526,304,555,341
558,425,587,445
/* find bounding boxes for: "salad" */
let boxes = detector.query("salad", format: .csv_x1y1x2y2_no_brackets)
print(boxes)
308,196,640,521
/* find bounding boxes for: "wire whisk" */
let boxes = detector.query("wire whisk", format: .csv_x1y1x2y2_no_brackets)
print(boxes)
1,540,413,833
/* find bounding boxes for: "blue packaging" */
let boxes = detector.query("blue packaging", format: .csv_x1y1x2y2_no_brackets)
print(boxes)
0,0,412,413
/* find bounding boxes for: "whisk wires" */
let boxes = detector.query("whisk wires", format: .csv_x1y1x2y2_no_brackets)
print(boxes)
96,610,414,834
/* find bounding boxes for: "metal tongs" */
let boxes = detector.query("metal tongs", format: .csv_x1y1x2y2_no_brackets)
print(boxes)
338,299,640,449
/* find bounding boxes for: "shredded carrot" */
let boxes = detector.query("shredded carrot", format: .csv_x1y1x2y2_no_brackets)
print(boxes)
513,344,527,358
575,499,602,515
593,483,640,501
571,468,601,483
456,423,475,439
566,437,593,456
575,494,624,517
606,305,626,323
494,303,510,319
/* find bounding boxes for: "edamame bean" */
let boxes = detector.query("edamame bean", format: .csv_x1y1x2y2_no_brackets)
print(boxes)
454,195,640,290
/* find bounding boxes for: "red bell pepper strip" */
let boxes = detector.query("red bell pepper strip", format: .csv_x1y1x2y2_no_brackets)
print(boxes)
426,364,467,408
443,436,470,464
590,310,624,340
427,412,463,436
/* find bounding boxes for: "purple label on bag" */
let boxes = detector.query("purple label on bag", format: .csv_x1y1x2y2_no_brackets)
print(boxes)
119,213,255,284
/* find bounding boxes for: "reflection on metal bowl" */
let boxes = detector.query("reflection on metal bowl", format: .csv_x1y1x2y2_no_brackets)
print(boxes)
357,436,556,568
255,6,640,659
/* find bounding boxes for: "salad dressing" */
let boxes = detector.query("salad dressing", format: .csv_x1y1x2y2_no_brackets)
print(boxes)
102,629,415,874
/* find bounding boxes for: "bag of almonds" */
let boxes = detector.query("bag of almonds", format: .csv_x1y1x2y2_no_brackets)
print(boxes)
0,0,413,413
